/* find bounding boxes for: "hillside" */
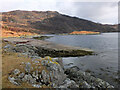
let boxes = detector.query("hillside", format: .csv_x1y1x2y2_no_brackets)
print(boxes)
2,10,118,34
0,21,37,37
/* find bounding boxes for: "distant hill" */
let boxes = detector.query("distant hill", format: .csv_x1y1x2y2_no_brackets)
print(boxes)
2,10,118,34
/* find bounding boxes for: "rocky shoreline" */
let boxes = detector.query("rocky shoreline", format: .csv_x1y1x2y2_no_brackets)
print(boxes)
3,37,93,57
2,38,115,88
7,55,114,88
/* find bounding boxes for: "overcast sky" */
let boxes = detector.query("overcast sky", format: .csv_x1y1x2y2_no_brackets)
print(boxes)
0,0,119,24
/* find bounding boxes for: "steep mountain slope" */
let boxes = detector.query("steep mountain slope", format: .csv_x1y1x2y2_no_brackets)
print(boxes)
2,10,118,34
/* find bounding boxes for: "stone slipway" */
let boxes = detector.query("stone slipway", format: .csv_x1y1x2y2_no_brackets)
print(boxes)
3,37,93,57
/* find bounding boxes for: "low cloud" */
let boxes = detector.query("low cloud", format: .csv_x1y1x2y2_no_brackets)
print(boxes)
56,2,118,24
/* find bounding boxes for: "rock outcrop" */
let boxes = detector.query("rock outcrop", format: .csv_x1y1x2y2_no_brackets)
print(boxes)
64,66,114,88
8,56,114,88
3,38,93,57
3,39,114,88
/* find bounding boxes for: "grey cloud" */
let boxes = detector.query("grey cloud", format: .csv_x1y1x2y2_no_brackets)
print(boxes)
56,2,118,24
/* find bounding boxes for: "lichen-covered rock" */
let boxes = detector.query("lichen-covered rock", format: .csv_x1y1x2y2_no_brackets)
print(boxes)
25,62,31,73
18,73,25,79
8,56,114,88
8,76,20,85
32,83,42,88
80,81,91,88
13,69,20,75
93,78,113,88
41,60,48,66
65,66,114,88
32,71,39,80
41,70,50,84
12,44,38,56
4,44,13,49
22,75,29,82
55,58,64,69
34,60,40,64
22,74,36,84
107,85,114,88
47,61,66,86
58,78,79,88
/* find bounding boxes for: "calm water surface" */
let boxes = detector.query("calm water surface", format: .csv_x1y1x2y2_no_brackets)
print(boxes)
46,33,118,87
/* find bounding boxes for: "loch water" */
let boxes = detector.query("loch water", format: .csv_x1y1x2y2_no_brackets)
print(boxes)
46,33,118,87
